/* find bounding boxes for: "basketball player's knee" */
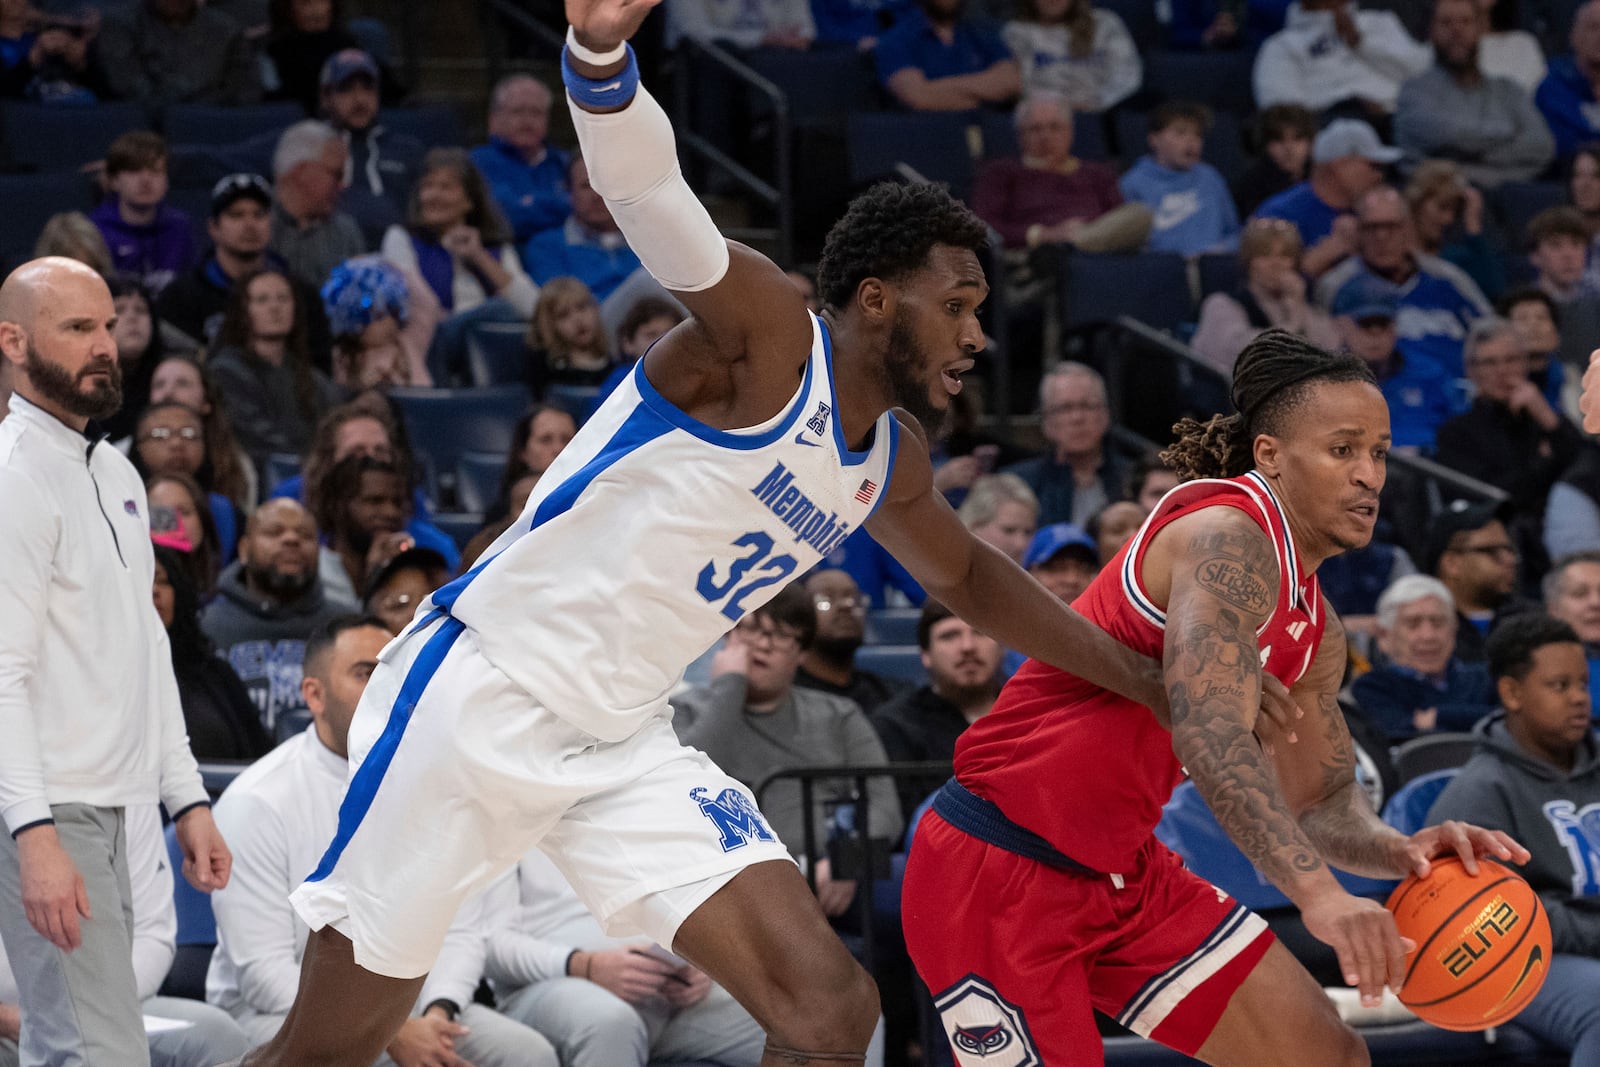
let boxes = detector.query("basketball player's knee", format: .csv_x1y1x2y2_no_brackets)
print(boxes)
765,954,880,1050
1330,1020,1370,1067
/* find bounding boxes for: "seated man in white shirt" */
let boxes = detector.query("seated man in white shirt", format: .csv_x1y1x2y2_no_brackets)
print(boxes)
0,805,249,1067
483,846,766,1067
207,615,558,1066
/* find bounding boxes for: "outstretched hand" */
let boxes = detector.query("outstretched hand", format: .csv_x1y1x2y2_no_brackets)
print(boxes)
1398,820,1529,880
565,0,662,55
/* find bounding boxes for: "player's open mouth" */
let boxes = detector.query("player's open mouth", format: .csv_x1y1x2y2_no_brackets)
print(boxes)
1348,503,1377,521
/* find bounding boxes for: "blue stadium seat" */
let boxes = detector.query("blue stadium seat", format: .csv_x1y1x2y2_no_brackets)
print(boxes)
0,171,95,267
163,102,302,145
854,644,928,685
275,708,311,745
465,320,531,387
431,511,486,552
1381,767,1459,835
1493,180,1566,247
865,607,920,646
382,104,465,147
747,47,881,125
2,101,149,171
545,383,602,424
386,386,530,496
1057,250,1193,333
1392,731,1479,784
196,760,246,798
160,821,216,1001
455,450,507,515
1099,0,1160,47
163,184,215,247
263,452,303,492
848,111,975,199
1142,51,1258,114
1196,250,1243,301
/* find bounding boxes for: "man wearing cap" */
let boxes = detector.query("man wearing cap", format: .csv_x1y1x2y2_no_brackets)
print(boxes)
1253,0,1429,114
320,49,424,248
1314,184,1491,375
1426,500,1537,661
269,120,367,293
1330,271,1455,450
1023,522,1101,604
1252,119,1398,278
1394,0,1554,189
471,75,573,247
1536,0,1600,159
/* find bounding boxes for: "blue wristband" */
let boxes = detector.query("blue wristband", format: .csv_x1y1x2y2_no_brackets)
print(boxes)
561,42,640,109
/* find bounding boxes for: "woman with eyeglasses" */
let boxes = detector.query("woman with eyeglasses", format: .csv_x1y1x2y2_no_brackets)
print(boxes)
131,400,242,570
1191,216,1339,377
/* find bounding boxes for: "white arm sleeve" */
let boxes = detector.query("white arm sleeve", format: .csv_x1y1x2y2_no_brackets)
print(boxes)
567,82,730,293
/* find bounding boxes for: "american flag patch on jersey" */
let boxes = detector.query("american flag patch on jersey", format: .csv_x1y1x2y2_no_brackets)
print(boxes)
855,479,877,504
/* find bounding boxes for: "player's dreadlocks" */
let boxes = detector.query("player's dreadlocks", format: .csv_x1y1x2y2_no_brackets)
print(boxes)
1161,329,1376,481
816,182,990,311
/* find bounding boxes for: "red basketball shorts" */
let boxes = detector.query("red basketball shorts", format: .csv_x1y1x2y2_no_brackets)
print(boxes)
903,811,1275,1067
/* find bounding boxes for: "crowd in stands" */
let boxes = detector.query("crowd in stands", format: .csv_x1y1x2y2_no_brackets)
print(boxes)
6,0,1600,1062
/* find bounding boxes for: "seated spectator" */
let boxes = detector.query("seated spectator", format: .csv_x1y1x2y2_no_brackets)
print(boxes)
971,92,1151,251
362,545,451,636
1394,0,1555,189
131,403,241,563
1252,0,1431,114
1349,574,1494,742
1536,0,1600,159
1088,498,1145,564
1252,119,1396,278
1233,104,1316,217
200,499,354,733
1405,160,1505,301
869,600,1003,823
1425,500,1534,660
1436,317,1584,513
152,543,272,760
1315,184,1492,375
1475,0,1546,90
1547,448,1600,559
957,472,1040,564
813,0,912,47
460,468,540,572
322,255,437,388
144,353,257,510
471,75,572,248
96,0,259,105
0,805,251,1066
104,274,167,443
266,0,388,116
308,453,413,607
0,0,108,103
270,120,368,292
319,49,422,246
489,403,578,519
1118,100,1241,255
1542,549,1600,710
208,616,558,1062
528,276,612,393
796,569,906,717
157,173,279,346
271,397,462,571
1002,0,1140,112
1497,285,1567,412
1572,144,1600,288
1127,451,1179,511
1317,537,1418,637
482,848,765,1067
587,294,686,413
1192,216,1340,376
146,469,224,596
668,0,816,47
523,155,647,303
90,131,196,296
207,267,342,475
1527,205,1600,367
1168,0,1291,49
673,584,903,909
874,0,1019,111
1022,522,1100,602
1329,273,1455,450
33,209,112,276
1002,362,1128,525
1426,614,1600,1064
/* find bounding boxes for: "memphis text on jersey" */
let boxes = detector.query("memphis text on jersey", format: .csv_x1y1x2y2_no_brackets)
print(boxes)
751,461,854,556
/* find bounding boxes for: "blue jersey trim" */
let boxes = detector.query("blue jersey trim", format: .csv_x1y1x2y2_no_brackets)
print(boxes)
304,613,466,884
863,413,900,521
820,316,876,468
629,324,816,451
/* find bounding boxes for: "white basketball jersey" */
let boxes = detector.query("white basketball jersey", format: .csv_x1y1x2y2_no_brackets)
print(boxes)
430,311,901,741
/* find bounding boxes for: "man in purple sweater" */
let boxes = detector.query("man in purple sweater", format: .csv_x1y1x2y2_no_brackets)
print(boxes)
89,131,197,296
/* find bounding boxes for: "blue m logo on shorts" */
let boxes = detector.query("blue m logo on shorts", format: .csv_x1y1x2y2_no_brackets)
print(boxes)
1544,800,1600,896
691,787,777,852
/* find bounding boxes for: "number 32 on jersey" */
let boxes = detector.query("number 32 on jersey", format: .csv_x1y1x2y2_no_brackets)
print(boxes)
696,531,798,621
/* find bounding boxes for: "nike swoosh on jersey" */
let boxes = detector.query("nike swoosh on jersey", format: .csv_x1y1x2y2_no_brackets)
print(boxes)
793,432,823,447
595,81,622,92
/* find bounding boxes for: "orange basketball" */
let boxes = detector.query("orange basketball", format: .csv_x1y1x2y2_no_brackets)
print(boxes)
1385,855,1552,1032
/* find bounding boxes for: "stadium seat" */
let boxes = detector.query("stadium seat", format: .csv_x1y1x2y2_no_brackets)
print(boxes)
0,172,96,268
1099,0,1160,47
2,101,149,172
431,511,486,552
275,708,311,745
545,383,603,423
746,47,881,126
263,452,303,492
386,386,530,501
455,450,507,515
159,821,215,1001
854,645,928,685
163,102,303,145
196,760,246,798
1492,180,1566,247
1142,50,1258,114
383,104,466,147
1381,767,1460,835
1392,732,1479,784
1056,250,1193,333
848,111,976,199
1196,250,1243,301
465,320,531,387
865,607,920,646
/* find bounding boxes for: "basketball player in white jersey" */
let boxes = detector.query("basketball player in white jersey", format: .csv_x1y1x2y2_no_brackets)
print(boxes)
238,1,1294,1063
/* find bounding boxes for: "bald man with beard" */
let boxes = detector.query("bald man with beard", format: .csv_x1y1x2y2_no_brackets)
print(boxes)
0,257,230,1066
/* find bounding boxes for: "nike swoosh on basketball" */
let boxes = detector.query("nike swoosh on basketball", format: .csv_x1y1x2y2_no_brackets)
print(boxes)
1484,944,1545,1018
794,432,823,447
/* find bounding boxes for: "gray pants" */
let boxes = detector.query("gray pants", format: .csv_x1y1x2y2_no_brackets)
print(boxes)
498,977,768,1067
141,997,250,1067
0,805,147,1067
233,1002,558,1066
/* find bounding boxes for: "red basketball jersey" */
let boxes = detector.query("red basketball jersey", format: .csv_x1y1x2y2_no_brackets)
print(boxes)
953,470,1326,875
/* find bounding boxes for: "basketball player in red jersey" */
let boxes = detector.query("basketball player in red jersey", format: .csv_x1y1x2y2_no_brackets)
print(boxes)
899,331,1531,1067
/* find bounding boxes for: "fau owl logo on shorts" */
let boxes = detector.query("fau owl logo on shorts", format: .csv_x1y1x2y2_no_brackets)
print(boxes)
691,787,778,852
933,974,1041,1066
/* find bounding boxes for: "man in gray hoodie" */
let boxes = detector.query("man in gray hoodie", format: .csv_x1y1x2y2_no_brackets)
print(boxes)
1428,613,1600,1064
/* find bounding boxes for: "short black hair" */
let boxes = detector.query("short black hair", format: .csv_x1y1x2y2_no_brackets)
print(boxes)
1124,451,1173,502
1495,285,1559,326
1485,613,1582,684
1254,104,1316,148
1149,100,1212,134
752,582,818,649
303,614,388,681
816,182,990,312
916,600,957,650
